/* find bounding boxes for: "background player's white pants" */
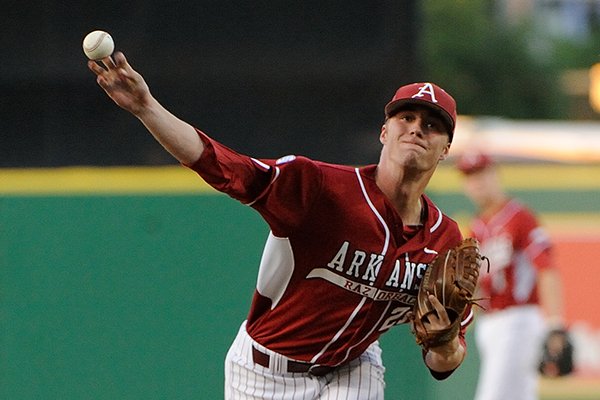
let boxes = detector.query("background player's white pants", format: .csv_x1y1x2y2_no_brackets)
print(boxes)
225,321,386,400
473,305,545,400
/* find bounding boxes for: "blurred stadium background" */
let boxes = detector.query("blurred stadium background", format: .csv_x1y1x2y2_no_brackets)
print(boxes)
2,1,600,399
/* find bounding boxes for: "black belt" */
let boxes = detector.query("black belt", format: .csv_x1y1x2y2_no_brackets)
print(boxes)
252,346,335,376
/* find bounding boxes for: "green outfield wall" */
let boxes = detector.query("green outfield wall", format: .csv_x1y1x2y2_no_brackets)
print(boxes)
2,165,599,399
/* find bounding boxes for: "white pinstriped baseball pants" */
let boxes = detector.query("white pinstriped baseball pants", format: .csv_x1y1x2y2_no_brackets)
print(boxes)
473,305,545,400
225,321,386,400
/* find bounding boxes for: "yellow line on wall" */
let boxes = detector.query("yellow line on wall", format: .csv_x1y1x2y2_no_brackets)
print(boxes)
430,164,600,192
450,212,600,238
1,164,600,195
0,166,216,195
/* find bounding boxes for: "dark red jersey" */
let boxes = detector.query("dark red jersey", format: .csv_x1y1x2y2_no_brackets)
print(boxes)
469,199,553,311
188,130,467,367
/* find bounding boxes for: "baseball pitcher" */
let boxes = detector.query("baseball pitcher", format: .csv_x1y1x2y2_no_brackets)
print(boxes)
88,50,484,399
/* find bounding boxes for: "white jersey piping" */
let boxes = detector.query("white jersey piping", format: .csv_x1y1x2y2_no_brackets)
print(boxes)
430,205,443,233
310,168,391,364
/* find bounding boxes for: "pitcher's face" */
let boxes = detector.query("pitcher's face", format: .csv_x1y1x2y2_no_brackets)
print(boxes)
380,106,450,171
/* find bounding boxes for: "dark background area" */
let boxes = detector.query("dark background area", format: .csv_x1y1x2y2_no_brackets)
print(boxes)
1,1,422,167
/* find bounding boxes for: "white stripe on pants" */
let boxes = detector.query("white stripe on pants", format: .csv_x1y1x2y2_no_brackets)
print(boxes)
224,321,386,400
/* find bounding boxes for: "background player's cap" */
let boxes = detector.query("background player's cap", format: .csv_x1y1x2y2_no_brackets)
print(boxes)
384,82,457,141
456,152,494,175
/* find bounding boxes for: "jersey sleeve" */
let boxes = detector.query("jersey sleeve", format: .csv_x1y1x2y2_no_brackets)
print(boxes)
185,129,323,235
185,129,273,204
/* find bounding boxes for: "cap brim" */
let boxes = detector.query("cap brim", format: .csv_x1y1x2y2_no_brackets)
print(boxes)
384,99,454,140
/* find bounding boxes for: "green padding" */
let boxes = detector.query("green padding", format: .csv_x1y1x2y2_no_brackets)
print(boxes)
380,326,479,400
427,190,600,215
1,195,264,399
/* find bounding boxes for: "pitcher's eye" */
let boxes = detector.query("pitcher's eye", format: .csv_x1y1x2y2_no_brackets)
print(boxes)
426,120,445,133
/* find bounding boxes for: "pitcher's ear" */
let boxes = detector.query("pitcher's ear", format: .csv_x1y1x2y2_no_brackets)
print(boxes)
439,143,451,161
380,124,388,144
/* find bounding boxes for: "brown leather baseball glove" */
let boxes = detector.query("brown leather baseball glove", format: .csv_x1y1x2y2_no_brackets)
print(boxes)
412,238,487,349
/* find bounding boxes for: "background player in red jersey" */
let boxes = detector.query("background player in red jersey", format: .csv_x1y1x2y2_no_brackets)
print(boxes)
88,51,473,399
456,152,567,400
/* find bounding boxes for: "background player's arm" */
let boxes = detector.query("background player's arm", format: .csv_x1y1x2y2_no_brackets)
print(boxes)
538,267,565,325
88,52,204,165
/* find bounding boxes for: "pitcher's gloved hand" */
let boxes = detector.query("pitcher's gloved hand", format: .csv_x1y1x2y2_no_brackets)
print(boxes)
412,238,487,349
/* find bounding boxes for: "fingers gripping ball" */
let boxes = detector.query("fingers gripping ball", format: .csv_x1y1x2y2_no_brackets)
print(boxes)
412,238,487,349
83,30,114,60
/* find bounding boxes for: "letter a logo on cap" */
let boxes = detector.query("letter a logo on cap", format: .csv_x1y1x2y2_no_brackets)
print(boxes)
384,81,457,139
412,83,438,103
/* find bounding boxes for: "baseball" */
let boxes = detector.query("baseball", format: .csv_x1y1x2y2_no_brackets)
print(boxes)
82,30,114,60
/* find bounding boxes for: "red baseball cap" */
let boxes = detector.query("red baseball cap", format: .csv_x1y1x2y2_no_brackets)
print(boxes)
456,152,494,175
384,82,457,141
